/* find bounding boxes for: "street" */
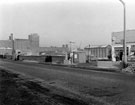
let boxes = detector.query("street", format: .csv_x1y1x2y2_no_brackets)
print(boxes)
0,59,135,105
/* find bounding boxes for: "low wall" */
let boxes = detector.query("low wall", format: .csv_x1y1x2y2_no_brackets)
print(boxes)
20,55,65,64
52,56,65,64
20,56,46,62
77,61,98,67
97,61,121,69
0,55,12,59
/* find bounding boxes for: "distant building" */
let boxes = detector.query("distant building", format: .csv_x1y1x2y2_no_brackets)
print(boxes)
0,33,40,56
62,44,68,48
29,33,39,48
111,29,135,61
39,46,69,56
0,40,12,55
0,33,69,57
14,39,31,54
84,45,111,61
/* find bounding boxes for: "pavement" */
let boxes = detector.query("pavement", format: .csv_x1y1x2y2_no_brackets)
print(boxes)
39,61,121,73
3,59,121,73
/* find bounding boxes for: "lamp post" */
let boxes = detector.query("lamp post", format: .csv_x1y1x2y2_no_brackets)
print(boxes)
88,44,90,62
11,33,15,60
119,0,127,67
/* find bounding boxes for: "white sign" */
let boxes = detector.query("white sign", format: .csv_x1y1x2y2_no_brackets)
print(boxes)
74,54,77,59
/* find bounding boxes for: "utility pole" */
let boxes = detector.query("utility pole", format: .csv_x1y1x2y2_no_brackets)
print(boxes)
69,41,75,52
119,0,127,67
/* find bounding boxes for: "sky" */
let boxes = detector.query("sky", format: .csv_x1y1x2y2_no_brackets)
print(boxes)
0,0,135,48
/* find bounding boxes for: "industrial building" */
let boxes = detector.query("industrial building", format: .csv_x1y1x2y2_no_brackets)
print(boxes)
84,29,135,62
0,40,12,55
0,33,69,58
111,29,135,61
0,33,39,56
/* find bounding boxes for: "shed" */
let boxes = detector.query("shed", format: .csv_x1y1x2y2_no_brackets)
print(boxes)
73,51,86,63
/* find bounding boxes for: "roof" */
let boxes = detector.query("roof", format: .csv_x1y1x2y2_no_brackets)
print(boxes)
15,39,29,41
112,29,135,44
39,47,69,52
84,45,111,49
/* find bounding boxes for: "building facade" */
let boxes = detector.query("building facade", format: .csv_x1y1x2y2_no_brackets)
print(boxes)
0,40,12,55
0,33,40,56
72,51,86,63
84,45,111,61
29,33,39,48
0,33,69,57
111,29,135,61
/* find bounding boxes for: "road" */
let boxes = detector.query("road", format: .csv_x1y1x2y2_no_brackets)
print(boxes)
0,59,135,105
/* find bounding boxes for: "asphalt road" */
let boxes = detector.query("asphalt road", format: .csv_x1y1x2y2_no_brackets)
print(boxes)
0,59,135,105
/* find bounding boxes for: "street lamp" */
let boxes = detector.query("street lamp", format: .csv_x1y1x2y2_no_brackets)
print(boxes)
88,44,90,62
119,0,127,67
11,33,15,60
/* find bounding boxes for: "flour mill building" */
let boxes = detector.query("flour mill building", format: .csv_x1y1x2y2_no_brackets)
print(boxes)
0,33,39,56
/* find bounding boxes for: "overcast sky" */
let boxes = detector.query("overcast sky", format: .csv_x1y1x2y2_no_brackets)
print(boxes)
0,0,135,48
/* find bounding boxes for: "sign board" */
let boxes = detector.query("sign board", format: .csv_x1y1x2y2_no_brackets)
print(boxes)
74,54,77,59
